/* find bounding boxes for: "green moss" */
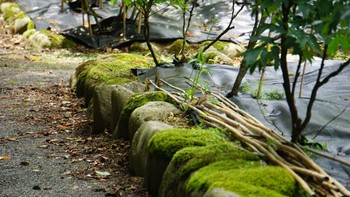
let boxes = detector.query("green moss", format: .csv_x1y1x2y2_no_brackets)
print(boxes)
61,38,76,48
23,29,36,39
159,143,261,197
168,39,189,54
212,41,230,51
147,128,227,159
39,30,69,48
74,53,153,98
172,143,259,177
26,20,35,30
200,41,229,52
186,161,297,197
3,3,21,22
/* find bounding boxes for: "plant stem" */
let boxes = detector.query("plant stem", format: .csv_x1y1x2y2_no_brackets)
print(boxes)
142,1,159,66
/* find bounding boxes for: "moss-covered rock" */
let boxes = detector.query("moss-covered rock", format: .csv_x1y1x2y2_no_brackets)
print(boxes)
114,91,171,138
1,2,35,34
159,143,260,197
131,121,173,177
148,128,228,159
168,39,190,55
2,3,21,22
27,19,35,30
22,29,36,39
74,53,154,103
27,31,51,49
38,30,75,48
145,127,228,195
129,42,160,53
203,49,235,65
186,161,298,197
200,41,230,52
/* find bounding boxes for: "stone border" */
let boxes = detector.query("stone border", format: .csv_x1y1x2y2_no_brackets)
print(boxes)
71,59,303,197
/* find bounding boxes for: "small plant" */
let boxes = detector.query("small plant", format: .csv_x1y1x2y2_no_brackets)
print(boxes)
187,47,210,102
8,80,17,85
241,81,284,100
263,89,284,100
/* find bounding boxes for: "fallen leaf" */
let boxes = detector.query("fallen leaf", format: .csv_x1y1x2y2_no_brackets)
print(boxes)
37,145,49,149
95,170,111,177
8,137,17,141
72,185,79,190
46,138,59,143
0,156,11,160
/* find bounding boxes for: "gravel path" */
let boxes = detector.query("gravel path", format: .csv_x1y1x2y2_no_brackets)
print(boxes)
0,27,148,196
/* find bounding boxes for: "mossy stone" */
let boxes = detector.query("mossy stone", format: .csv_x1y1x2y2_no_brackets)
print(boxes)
74,53,154,101
39,30,75,49
168,39,189,55
200,41,230,52
145,127,228,196
27,20,35,30
3,3,20,22
147,128,228,159
114,91,170,138
186,161,298,197
159,143,260,197
129,42,160,53
23,29,36,39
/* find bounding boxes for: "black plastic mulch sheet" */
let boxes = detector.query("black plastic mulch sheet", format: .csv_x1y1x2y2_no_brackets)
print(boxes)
16,0,254,48
137,59,350,188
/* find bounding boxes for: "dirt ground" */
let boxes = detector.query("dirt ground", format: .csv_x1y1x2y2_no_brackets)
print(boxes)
0,15,149,197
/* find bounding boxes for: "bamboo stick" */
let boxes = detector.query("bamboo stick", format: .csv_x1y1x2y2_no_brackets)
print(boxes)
147,78,349,196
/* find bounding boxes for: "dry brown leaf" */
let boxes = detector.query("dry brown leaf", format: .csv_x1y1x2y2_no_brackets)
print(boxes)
8,137,17,141
0,156,11,160
37,145,49,149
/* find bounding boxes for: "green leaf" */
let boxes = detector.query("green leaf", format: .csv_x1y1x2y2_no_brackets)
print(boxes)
242,46,263,66
308,34,321,53
339,36,350,51
327,37,339,56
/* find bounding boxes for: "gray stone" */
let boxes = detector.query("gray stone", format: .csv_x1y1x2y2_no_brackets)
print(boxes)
13,16,30,34
128,101,181,140
111,82,144,134
69,73,77,90
130,121,173,177
203,188,240,197
204,47,235,66
92,84,118,133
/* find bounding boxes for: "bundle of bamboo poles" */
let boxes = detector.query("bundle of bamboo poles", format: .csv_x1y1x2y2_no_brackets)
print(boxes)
147,78,350,197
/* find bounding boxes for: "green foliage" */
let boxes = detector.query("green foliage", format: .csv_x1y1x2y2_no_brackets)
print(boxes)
241,81,284,100
243,0,350,73
241,0,350,143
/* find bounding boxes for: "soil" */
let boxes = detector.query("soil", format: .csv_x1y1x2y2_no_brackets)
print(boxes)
0,15,149,197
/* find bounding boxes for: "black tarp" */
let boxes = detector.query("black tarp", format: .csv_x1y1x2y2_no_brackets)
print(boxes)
17,0,254,48
137,58,350,188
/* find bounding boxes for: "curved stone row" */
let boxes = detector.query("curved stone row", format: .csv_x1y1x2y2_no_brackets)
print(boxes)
71,58,304,197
